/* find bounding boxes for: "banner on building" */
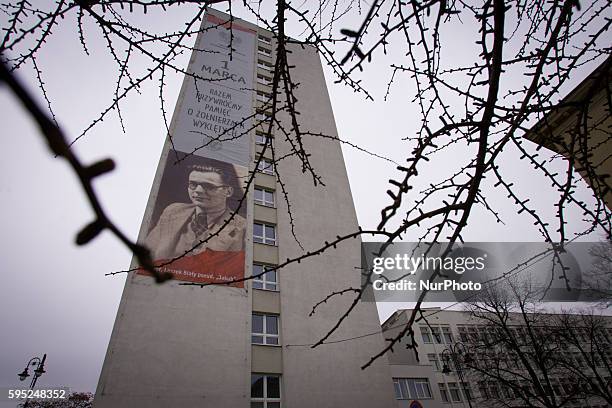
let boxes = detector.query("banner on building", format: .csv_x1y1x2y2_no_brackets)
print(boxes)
138,12,255,285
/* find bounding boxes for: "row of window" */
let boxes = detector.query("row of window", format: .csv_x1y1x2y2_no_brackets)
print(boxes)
252,313,279,345
420,325,454,344
457,324,612,345
251,33,280,408
454,348,612,371
391,378,475,404
393,378,433,400
253,222,276,245
380,375,612,404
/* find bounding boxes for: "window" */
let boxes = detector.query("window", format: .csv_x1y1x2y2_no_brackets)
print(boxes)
442,326,454,343
255,131,273,146
458,326,469,342
431,326,443,343
461,382,473,401
257,60,272,71
258,34,271,44
254,222,276,245
258,46,272,56
257,91,271,103
478,381,489,399
448,382,462,402
252,313,279,345
257,73,271,86
257,111,272,123
427,353,441,371
251,374,280,408
257,158,274,175
253,263,278,291
438,383,449,403
420,326,431,343
392,378,432,400
254,187,275,207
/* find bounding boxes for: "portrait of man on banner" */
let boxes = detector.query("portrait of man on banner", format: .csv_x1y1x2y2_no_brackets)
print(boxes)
140,150,247,285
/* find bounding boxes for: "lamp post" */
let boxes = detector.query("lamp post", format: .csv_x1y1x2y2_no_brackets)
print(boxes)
441,342,473,408
17,354,46,408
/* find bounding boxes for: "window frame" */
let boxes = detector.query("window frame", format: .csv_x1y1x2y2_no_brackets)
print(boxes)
461,382,473,401
257,110,272,123
258,46,272,56
257,60,272,71
392,378,433,400
254,187,275,207
252,263,278,291
439,383,450,403
420,326,432,344
251,313,280,345
431,326,443,344
256,91,272,103
442,326,454,343
257,34,272,44
251,374,281,408
255,131,273,147
257,73,271,86
448,382,463,402
257,158,275,175
427,353,441,371
253,222,277,245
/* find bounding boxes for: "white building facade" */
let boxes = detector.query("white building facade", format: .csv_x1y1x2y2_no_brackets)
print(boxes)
383,308,612,408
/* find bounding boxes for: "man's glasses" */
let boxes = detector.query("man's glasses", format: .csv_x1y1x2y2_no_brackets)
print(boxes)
188,181,228,191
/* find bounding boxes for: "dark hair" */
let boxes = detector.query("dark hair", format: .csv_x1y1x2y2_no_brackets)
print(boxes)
188,165,228,184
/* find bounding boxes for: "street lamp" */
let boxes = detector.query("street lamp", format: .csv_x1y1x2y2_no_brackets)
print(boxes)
441,342,474,408
17,354,46,408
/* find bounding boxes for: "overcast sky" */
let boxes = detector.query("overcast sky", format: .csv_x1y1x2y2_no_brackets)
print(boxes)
0,2,608,401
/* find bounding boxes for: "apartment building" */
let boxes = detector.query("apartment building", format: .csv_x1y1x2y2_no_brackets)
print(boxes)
94,8,395,408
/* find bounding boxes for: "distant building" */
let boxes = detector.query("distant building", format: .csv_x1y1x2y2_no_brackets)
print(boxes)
383,308,612,408
94,9,395,408
524,58,611,209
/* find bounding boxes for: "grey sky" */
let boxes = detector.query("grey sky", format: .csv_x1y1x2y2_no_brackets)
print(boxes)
0,2,608,402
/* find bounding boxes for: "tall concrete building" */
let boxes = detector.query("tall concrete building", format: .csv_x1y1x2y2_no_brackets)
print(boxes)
94,9,395,408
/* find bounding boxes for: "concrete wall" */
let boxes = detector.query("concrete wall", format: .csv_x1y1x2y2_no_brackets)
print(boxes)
274,43,396,408
94,277,252,407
